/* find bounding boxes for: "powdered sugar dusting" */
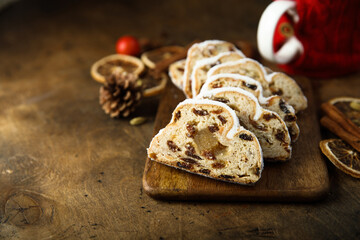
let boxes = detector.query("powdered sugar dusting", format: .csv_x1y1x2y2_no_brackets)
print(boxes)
207,58,268,81
200,73,271,104
191,52,244,97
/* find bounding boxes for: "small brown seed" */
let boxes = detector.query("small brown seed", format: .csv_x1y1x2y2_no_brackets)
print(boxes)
130,117,147,126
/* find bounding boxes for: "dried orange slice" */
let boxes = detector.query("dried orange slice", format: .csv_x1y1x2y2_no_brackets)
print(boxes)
320,138,360,178
141,46,185,69
329,97,360,127
141,72,168,97
91,54,144,83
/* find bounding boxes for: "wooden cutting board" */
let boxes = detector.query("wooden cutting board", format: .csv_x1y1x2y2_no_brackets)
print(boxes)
142,77,330,202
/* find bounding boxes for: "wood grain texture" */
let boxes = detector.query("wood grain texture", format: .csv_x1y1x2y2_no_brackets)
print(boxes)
143,77,330,201
0,0,360,239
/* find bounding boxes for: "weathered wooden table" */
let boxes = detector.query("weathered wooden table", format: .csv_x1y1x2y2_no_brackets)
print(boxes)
0,0,359,239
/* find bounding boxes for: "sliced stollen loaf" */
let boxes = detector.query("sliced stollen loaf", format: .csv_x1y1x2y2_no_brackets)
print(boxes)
201,73,265,100
200,73,300,142
147,99,263,185
191,51,244,97
169,59,186,90
183,40,245,98
207,58,272,96
198,87,292,161
207,59,307,112
266,72,307,112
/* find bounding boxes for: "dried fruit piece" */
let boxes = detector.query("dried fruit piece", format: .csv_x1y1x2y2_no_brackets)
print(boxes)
320,139,360,178
192,108,209,116
239,134,253,141
174,111,181,122
177,161,193,170
185,143,202,160
186,123,197,138
217,115,227,124
167,140,181,152
208,124,219,133
91,54,144,84
212,162,225,169
181,157,198,164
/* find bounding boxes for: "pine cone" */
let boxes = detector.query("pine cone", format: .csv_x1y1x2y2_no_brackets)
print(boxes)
99,71,143,118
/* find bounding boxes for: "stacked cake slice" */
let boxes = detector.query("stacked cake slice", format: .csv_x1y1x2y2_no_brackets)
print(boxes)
148,40,307,185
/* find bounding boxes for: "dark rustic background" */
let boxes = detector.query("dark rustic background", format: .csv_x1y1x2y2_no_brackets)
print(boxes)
0,0,359,239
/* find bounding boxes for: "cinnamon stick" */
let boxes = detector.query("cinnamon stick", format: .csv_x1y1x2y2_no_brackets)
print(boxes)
321,102,360,139
320,116,360,152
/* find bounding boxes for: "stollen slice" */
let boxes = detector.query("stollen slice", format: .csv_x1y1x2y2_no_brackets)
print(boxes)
183,40,245,98
198,87,292,161
191,51,244,97
169,59,186,90
200,73,299,142
207,58,271,96
266,72,308,112
147,99,263,185
207,59,307,112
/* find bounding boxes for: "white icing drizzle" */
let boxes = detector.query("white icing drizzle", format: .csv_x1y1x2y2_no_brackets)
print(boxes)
195,39,245,57
196,40,227,49
265,71,278,83
168,59,185,90
184,40,245,95
176,98,243,139
198,87,264,121
200,73,271,104
207,58,268,82
199,87,292,161
191,52,244,97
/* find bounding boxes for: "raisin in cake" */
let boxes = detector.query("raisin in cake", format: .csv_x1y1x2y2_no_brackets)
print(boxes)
198,87,292,161
147,99,263,185
200,73,299,142
191,51,244,97
169,59,186,90
207,59,307,112
266,72,307,112
183,40,245,98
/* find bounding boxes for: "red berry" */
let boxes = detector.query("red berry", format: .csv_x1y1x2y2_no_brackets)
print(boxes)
115,35,140,56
